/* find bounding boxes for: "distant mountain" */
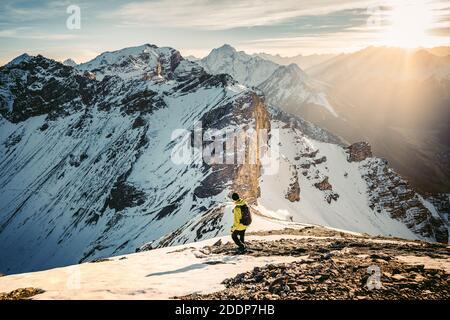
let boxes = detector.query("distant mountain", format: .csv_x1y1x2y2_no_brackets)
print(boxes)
0,44,447,276
308,46,450,82
425,46,450,57
62,58,77,67
199,44,279,87
255,52,338,69
307,46,450,193
259,64,337,117
185,55,200,61
198,45,337,117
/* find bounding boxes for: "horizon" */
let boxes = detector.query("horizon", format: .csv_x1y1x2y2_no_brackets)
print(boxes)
1,0,449,65
2,43,449,67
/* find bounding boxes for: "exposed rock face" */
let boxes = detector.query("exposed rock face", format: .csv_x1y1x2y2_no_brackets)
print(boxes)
232,94,271,204
426,194,450,230
179,227,450,300
347,142,372,162
285,165,300,202
314,177,332,191
0,55,95,123
362,158,448,243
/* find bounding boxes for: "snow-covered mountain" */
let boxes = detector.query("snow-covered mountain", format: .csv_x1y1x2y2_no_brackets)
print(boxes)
199,44,279,88
0,44,270,274
62,59,77,67
259,64,337,117
198,45,337,117
255,52,337,69
0,44,448,276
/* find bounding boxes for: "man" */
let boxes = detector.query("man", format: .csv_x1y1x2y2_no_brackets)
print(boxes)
231,192,248,253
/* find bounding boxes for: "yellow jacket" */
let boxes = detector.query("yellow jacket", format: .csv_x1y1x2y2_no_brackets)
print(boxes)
231,199,248,232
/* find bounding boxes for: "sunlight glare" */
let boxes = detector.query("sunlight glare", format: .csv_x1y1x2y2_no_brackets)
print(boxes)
382,0,435,48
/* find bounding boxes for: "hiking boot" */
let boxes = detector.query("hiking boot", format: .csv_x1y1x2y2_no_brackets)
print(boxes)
236,246,247,254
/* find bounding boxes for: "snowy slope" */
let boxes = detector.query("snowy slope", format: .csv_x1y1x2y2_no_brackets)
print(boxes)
256,118,448,242
0,221,448,300
0,214,316,299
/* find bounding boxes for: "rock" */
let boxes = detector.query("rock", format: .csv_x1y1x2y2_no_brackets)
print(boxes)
137,241,154,252
0,288,45,300
314,156,327,165
83,71,96,80
346,142,372,162
132,116,146,128
213,239,223,246
370,253,391,261
286,179,300,202
391,274,407,281
314,177,332,191
285,165,300,202
325,192,339,204
301,150,319,158
90,258,110,263
106,180,146,212
180,232,450,300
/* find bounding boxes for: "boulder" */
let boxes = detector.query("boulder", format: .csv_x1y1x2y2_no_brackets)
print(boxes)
314,177,332,191
346,142,372,162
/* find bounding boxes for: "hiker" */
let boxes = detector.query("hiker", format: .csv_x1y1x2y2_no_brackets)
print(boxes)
230,192,252,253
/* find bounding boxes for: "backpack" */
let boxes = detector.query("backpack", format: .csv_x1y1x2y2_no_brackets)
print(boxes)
240,204,252,226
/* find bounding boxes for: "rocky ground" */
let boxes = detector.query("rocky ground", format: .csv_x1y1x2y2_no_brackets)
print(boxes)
0,288,45,300
178,227,450,300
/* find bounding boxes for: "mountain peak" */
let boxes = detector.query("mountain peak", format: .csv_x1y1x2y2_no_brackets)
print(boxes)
274,63,308,81
76,43,184,81
216,44,237,54
62,58,77,67
7,53,31,66
286,63,302,73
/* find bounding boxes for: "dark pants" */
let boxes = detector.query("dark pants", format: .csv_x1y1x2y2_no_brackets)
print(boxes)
232,230,246,249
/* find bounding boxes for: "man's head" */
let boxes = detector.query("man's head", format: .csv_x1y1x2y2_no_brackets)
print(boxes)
231,193,240,201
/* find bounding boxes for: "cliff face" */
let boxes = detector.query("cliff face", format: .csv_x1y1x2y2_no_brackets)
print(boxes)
232,94,271,204
361,158,448,243
146,93,271,249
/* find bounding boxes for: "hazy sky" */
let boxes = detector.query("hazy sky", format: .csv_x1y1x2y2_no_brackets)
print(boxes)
0,0,449,65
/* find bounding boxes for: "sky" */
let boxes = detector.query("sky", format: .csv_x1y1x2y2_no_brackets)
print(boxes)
0,0,449,65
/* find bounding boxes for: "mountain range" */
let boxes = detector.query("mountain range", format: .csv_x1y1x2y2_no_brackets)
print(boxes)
0,43,448,276
199,45,450,194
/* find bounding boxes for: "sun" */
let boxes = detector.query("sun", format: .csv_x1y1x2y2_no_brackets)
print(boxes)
382,0,435,48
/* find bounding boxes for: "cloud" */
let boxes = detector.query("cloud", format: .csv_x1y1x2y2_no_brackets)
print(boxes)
0,28,78,40
107,0,378,30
